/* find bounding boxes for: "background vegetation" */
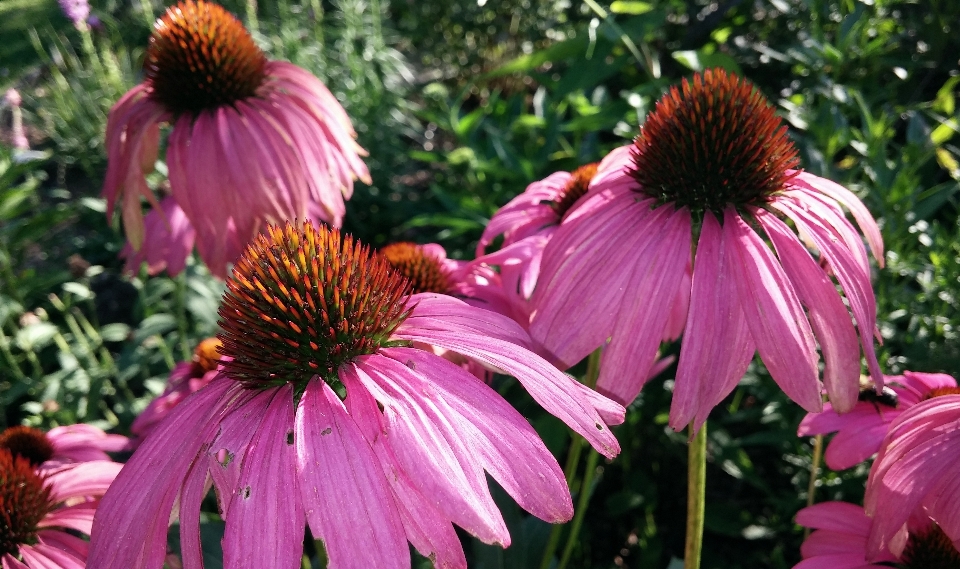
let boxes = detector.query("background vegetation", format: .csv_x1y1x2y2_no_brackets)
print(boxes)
1,0,958,567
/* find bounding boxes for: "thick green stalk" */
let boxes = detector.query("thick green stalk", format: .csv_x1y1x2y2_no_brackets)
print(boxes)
684,423,707,569
538,348,602,569
557,447,601,569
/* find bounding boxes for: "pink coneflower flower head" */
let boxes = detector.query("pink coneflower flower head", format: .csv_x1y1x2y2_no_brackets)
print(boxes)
476,164,599,298
129,337,223,447
794,501,960,569
0,424,127,471
121,196,197,276
104,0,370,277
0,448,122,569
530,68,884,432
89,221,624,569
798,371,957,470
865,386,960,558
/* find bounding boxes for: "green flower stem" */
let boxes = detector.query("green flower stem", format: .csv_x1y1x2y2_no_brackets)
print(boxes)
804,434,824,537
557,447,601,569
539,347,602,569
684,422,707,569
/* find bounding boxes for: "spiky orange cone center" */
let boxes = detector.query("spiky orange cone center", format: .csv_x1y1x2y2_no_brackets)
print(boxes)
631,68,800,216
379,243,452,294
145,0,267,115
0,449,53,556
218,222,412,389
0,426,54,467
552,162,600,218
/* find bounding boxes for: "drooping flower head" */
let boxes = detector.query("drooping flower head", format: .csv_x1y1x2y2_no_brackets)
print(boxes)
104,0,370,278
794,501,960,569
0,424,127,471
865,387,960,558
0,448,122,569
530,68,884,432
129,337,224,447
798,371,957,470
475,164,599,299
89,220,623,569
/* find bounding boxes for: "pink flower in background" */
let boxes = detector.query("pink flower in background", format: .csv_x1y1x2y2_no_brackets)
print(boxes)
5,89,29,151
57,0,90,27
104,0,370,278
794,501,960,569
798,371,957,470
0,424,127,471
128,337,224,447
0,448,122,569
865,389,960,558
120,197,196,276
476,164,599,298
530,68,884,432
89,221,624,569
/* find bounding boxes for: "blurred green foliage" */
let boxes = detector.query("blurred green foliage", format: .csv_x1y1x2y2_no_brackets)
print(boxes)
0,0,958,568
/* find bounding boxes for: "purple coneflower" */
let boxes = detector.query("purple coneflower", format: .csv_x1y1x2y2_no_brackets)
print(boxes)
89,221,623,569
798,371,957,469
0,424,126,471
0,448,122,569
530,68,884,431
120,197,196,276
104,0,370,278
794,501,959,569
865,387,960,557
129,337,224,447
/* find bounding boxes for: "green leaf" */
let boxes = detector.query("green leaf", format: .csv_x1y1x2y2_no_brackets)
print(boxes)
15,322,58,350
99,323,131,342
610,1,653,14
133,313,177,344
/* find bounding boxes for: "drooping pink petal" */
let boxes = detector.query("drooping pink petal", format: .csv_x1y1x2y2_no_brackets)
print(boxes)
725,208,821,412
757,209,860,412
3,553,29,569
35,531,89,562
349,357,510,545
46,461,122,503
670,211,754,432
224,385,304,569
296,378,409,569
530,186,655,368
393,299,623,458
789,171,884,266
597,205,692,406
775,198,883,386
206,389,271,518
37,503,97,534
341,370,467,569
18,542,85,569
383,347,573,522
88,378,238,569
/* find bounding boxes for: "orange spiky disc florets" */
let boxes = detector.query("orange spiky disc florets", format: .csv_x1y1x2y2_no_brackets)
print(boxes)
0,449,53,556
552,162,599,219
379,243,451,294
218,221,412,388
631,68,800,215
145,0,267,115
0,426,54,467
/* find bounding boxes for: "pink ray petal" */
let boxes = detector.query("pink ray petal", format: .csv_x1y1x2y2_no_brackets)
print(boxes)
88,378,238,569
296,378,409,569
206,389,270,518
725,208,821,412
224,385,304,569
349,357,510,545
598,205,692,406
670,211,754,432
18,543,84,569
758,209,860,412
46,461,122,503
341,370,467,569
37,503,97,534
383,347,572,522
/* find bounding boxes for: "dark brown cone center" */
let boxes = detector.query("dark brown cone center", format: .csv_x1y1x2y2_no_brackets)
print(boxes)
900,524,960,569
0,427,54,467
0,449,54,556
630,68,800,216
145,0,267,116
552,163,599,219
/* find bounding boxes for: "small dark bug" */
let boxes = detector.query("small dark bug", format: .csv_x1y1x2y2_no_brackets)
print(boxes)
857,382,899,409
